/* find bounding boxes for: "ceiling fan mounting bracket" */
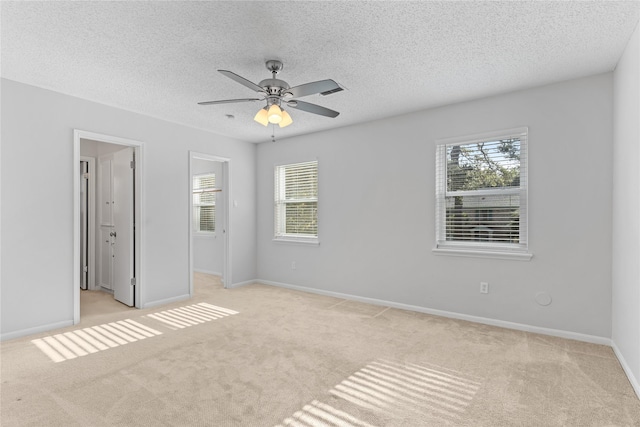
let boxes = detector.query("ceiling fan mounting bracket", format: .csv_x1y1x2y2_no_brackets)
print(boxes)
265,60,283,74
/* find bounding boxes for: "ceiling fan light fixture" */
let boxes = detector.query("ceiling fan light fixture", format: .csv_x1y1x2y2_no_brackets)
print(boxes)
253,108,269,126
279,110,293,128
267,104,283,124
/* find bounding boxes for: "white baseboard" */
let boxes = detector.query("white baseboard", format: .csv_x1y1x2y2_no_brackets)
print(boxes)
256,279,611,346
194,269,222,276
612,341,640,400
142,293,190,309
1,319,74,342
228,279,256,289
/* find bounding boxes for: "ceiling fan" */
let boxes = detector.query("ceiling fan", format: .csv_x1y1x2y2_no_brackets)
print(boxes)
198,60,343,128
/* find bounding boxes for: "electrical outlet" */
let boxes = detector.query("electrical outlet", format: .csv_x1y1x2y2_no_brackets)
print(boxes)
291,261,296,270
480,282,489,294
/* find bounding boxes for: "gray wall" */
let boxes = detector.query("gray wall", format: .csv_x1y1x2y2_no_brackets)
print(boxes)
1,69,628,350
257,73,614,339
1,78,257,339
612,22,640,395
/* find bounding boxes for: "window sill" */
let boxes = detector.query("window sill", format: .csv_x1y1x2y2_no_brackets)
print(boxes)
432,247,532,261
273,237,320,246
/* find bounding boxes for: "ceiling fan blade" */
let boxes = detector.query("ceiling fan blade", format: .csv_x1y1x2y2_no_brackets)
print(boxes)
286,100,340,118
198,98,261,105
218,70,266,93
286,79,343,98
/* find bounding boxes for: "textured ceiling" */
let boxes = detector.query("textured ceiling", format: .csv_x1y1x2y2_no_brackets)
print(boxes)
2,1,639,143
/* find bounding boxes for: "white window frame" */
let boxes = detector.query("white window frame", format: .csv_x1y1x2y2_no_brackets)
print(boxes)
274,160,319,245
193,173,216,234
433,127,532,261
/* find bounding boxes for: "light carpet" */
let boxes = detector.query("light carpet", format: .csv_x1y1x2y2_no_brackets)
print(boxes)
1,273,639,426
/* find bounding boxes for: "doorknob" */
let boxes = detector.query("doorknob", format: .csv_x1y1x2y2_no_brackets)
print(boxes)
110,231,117,237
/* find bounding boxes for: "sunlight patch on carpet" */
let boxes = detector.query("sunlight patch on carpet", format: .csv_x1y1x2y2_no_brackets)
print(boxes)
276,359,482,426
144,302,238,330
330,359,482,423
275,399,376,427
31,303,238,362
31,319,162,363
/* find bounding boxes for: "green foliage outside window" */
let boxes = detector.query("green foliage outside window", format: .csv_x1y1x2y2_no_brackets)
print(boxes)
445,139,521,243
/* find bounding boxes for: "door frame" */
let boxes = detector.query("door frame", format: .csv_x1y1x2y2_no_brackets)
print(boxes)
79,156,96,290
188,151,232,294
73,130,145,323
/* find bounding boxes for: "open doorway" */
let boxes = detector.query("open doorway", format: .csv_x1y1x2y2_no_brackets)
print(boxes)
73,130,144,324
189,152,231,296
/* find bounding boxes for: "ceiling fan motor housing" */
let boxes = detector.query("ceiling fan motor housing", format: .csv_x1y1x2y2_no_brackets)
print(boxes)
258,78,290,95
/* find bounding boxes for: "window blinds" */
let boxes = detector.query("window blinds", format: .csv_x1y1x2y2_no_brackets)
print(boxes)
436,129,528,251
193,174,216,232
274,161,318,239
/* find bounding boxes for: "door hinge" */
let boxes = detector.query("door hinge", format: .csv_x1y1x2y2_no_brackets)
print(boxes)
130,277,136,286
83,266,88,273
130,160,136,169
83,172,90,180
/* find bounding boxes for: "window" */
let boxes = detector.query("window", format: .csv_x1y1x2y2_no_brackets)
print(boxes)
435,127,530,259
193,173,216,233
274,160,318,242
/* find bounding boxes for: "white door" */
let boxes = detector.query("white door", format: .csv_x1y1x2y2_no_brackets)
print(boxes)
112,147,134,306
98,156,114,290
